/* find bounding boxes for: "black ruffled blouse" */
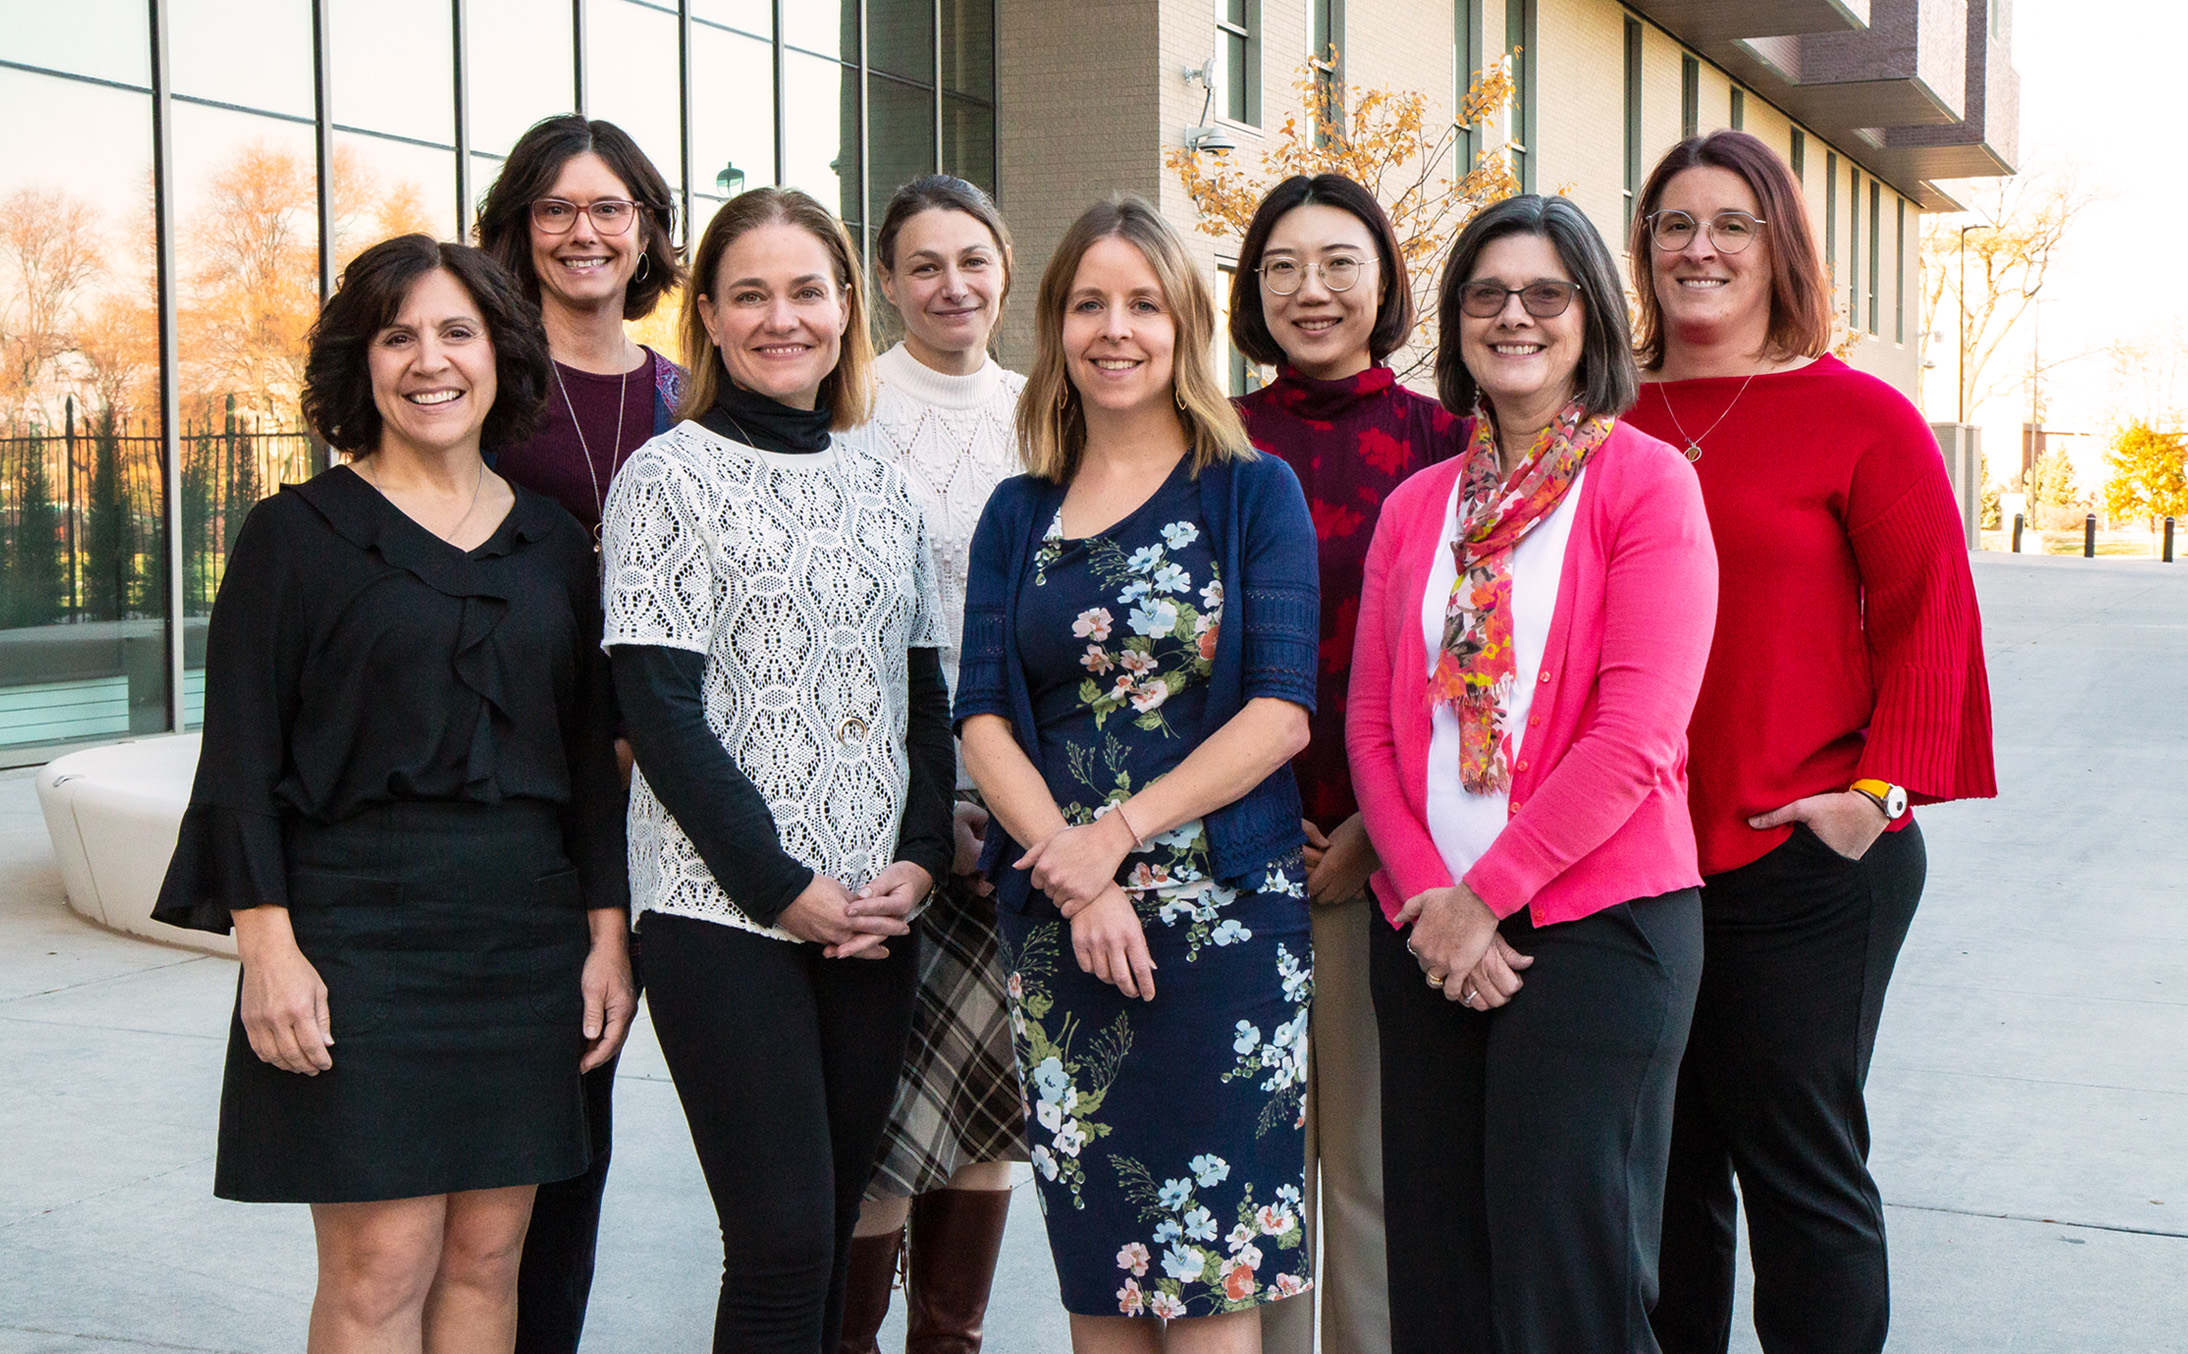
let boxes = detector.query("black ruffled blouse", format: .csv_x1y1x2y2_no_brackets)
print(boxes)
153,465,628,934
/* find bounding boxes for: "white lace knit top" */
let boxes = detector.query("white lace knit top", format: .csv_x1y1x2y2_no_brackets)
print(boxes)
600,420,945,938
836,344,1027,773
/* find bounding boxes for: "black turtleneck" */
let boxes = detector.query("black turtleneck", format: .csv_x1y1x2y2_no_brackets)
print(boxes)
610,376,954,928
698,379,835,453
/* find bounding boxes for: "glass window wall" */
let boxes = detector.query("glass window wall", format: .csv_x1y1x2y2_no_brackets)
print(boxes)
0,0,994,758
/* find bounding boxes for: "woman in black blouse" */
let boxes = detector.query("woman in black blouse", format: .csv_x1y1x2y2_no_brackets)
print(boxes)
153,235,633,1354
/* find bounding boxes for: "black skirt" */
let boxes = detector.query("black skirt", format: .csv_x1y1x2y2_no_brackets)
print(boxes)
214,800,594,1203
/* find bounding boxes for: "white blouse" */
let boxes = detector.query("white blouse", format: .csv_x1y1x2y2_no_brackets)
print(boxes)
601,420,945,938
1420,467,1586,884
836,343,1027,728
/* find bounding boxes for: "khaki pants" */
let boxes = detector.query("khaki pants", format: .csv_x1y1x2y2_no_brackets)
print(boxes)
1262,894,1390,1354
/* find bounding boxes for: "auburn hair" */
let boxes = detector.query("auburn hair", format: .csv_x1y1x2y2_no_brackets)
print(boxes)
1017,194,1252,483
1629,130,1832,370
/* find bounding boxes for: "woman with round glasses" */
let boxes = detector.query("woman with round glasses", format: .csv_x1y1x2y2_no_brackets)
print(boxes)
472,112,687,1354
476,115,689,545
1346,194,1718,1351
1226,173,1460,1354
1624,132,1994,1354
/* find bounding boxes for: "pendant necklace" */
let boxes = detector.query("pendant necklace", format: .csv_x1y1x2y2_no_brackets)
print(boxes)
557,347,632,551
355,455,486,544
1657,369,1760,463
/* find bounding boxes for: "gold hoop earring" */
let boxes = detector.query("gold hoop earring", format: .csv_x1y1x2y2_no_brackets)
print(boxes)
1175,387,1186,411
1057,384,1073,412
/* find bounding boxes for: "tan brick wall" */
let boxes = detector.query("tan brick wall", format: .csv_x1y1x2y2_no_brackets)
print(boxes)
994,0,1926,399
995,0,1164,367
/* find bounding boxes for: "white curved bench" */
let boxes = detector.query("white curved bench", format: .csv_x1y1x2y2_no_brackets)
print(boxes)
35,734,234,956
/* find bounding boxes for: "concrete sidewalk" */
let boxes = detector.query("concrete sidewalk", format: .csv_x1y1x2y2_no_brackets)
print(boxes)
1,551,2182,1352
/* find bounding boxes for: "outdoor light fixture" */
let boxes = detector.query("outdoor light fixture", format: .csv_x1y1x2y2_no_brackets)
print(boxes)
716,161,746,195
1181,55,1237,156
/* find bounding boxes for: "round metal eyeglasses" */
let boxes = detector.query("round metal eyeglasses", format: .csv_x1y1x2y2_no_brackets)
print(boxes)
531,197,640,236
1455,280,1581,319
1646,209,1767,254
1258,255,1375,296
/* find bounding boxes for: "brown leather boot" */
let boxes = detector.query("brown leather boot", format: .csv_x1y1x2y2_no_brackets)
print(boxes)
838,1227,904,1354
905,1188,1014,1354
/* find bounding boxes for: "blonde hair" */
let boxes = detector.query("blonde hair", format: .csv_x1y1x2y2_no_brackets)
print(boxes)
678,186,874,431
1016,194,1252,482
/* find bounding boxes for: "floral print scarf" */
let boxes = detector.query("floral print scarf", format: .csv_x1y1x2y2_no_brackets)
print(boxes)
1425,397,1612,793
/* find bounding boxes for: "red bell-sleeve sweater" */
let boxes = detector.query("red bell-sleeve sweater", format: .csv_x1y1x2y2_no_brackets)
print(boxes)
1236,364,1462,829
1625,355,1996,876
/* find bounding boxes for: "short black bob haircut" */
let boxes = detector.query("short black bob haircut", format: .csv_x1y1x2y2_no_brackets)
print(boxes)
473,114,686,321
1434,194,1638,423
1228,174,1415,369
301,235,552,456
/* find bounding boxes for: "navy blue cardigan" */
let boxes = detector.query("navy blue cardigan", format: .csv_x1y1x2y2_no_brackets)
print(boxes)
953,450,1321,914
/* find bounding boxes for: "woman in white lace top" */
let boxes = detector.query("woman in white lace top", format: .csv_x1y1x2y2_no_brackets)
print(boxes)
598,186,956,1352
832,175,1031,1354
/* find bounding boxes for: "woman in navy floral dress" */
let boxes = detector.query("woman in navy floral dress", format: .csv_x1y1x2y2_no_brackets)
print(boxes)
957,197,1321,1349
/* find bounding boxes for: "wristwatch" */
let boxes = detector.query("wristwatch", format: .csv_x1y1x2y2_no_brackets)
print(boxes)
1848,779,1908,821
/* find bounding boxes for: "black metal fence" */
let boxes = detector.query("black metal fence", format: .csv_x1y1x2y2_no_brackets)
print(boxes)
0,400,317,632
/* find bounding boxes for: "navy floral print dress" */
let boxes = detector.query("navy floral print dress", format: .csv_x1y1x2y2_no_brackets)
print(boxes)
997,458,1314,1319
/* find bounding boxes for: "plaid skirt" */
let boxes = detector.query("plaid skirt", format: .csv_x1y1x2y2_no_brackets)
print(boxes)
868,865,1030,1198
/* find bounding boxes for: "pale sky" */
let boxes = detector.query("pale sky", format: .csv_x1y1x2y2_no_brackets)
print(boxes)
1940,0,2188,484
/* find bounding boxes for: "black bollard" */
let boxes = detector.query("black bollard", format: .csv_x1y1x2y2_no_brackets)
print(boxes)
2012,512,2025,554
2166,517,2176,564
2084,514,2098,558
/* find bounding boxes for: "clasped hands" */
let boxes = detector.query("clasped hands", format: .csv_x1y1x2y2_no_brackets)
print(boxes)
1395,883,1535,1009
1019,809,1158,1002
778,860,934,959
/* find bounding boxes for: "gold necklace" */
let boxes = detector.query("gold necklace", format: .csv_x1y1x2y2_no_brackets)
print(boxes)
355,455,487,543
1656,370,1760,463
556,346,634,549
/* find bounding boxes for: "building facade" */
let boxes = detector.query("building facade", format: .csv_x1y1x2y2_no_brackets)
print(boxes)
0,0,2015,758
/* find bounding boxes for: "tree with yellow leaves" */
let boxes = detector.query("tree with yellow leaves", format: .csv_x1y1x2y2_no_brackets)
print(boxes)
1166,52,1519,384
2102,421,2188,531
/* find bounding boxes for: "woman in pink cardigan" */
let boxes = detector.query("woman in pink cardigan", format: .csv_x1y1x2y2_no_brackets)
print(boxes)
1346,195,1719,1353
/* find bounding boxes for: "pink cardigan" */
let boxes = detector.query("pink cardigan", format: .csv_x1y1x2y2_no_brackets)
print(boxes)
1346,420,1718,927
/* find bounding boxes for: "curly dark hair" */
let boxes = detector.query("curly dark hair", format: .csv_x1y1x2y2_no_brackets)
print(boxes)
473,114,686,321
301,235,552,455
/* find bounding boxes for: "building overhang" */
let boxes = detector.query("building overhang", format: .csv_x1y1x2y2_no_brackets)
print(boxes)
1633,0,2018,209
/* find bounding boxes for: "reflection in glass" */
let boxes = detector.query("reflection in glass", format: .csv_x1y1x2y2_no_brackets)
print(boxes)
584,0,684,204
0,71,170,745
333,131,458,258
942,96,996,196
941,0,996,100
0,0,150,87
781,52,860,232
690,27,776,219
783,0,854,61
332,0,455,146
170,0,314,118
465,0,578,157
692,0,773,39
868,0,936,85
171,106,327,732
869,77,936,208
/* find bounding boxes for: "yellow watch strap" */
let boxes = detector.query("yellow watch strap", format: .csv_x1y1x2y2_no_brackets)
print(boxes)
1849,778,1893,799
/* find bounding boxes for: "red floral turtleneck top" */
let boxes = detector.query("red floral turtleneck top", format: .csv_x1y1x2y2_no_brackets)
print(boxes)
1236,364,1463,828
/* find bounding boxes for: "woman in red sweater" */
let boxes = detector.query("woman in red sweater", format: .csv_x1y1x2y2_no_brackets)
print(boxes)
1624,131,1996,1354
1228,173,1460,1354
1347,194,1718,1352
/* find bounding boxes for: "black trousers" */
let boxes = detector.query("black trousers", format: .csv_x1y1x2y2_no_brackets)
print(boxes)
642,912,919,1354
1649,822,1926,1354
1372,890,1704,1354
513,1056,619,1354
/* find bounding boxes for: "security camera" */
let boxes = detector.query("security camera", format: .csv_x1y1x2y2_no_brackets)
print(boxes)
1185,125,1239,155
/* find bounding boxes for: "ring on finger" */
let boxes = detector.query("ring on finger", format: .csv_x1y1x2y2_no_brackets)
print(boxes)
1461,987,1479,1006
1425,972,1446,988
